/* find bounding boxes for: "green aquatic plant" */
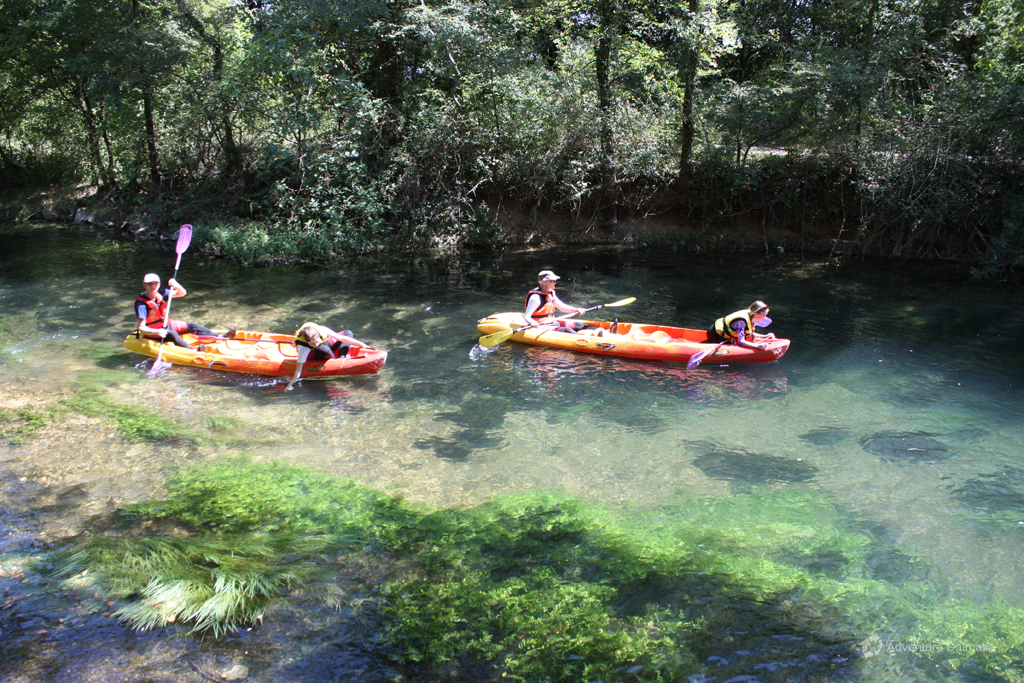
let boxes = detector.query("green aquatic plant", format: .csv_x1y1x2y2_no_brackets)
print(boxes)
50,460,1024,682
56,534,338,637
61,391,202,443
129,457,417,541
383,567,695,682
0,406,57,444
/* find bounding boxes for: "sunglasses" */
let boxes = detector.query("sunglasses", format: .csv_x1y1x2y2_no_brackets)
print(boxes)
145,281,160,286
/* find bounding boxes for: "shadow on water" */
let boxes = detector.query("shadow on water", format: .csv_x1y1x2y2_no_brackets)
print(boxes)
415,401,511,460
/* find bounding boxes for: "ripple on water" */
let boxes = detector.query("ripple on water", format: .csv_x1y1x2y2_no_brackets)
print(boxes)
434,401,510,431
388,381,459,404
858,432,952,463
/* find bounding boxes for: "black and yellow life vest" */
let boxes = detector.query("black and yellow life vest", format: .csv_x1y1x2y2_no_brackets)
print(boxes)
714,309,754,341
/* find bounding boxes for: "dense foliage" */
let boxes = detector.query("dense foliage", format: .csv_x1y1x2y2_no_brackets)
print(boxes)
2,0,1023,266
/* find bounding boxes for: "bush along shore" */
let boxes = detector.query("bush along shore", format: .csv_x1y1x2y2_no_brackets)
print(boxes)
6,458,1016,682
4,153,1023,279
5,2,1024,275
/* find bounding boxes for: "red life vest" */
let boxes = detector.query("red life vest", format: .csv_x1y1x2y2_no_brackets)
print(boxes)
525,287,557,321
135,291,187,338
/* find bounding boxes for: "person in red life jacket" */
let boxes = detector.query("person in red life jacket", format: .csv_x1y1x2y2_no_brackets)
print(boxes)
705,300,776,350
285,322,362,390
134,273,216,350
525,270,599,334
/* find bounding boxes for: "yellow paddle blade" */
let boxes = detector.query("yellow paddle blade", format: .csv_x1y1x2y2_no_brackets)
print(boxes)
478,329,517,347
604,297,636,307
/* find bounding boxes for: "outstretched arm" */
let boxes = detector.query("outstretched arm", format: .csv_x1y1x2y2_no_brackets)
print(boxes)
733,321,766,350
285,362,304,390
285,345,312,390
552,293,584,315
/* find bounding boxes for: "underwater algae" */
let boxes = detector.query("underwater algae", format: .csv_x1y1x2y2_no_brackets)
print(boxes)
45,459,1024,683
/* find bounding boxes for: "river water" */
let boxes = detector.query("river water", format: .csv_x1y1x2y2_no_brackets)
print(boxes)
2,222,1024,681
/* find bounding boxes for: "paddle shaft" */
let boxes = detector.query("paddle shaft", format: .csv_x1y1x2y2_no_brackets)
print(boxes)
151,226,193,370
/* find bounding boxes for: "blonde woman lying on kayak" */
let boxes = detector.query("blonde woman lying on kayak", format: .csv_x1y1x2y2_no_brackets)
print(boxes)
285,322,362,390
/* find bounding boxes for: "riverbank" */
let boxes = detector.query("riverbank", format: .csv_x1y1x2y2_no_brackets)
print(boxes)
0,183,897,267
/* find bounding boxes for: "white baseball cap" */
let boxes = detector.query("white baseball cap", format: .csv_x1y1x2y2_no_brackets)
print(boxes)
143,273,160,284
538,270,560,281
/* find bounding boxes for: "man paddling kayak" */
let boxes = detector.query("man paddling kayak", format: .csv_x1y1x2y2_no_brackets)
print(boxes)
525,270,603,335
134,273,218,350
706,300,776,351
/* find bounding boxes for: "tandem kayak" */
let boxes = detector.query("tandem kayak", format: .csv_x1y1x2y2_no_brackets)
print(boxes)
476,313,789,365
124,330,387,378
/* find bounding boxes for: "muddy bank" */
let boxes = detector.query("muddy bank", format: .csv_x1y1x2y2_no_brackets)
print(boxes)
0,184,856,261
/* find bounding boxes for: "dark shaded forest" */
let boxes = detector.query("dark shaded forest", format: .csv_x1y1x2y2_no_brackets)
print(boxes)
2,0,1022,271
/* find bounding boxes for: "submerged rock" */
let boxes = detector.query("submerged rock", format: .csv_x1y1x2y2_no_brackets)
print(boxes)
692,449,818,485
798,427,850,446
859,432,952,462
949,469,1024,512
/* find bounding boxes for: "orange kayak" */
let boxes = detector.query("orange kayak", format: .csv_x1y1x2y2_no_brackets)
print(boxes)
476,313,789,365
124,329,387,378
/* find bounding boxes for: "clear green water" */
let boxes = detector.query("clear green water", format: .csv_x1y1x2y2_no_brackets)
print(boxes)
2,223,1024,680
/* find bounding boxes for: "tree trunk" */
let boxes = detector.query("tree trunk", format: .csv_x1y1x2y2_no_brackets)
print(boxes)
596,0,617,229
855,0,878,146
677,0,699,201
143,92,161,185
75,84,115,188
133,0,160,186
215,43,242,178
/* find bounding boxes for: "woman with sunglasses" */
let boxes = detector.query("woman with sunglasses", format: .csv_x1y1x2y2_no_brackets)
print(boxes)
706,300,776,350
134,273,217,350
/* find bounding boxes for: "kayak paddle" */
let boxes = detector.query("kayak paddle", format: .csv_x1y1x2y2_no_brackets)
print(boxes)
478,297,636,348
147,224,193,377
686,341,726,370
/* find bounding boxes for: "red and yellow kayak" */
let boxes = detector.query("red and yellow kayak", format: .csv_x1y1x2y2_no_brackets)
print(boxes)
476,313,789,365
124,330,387,378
